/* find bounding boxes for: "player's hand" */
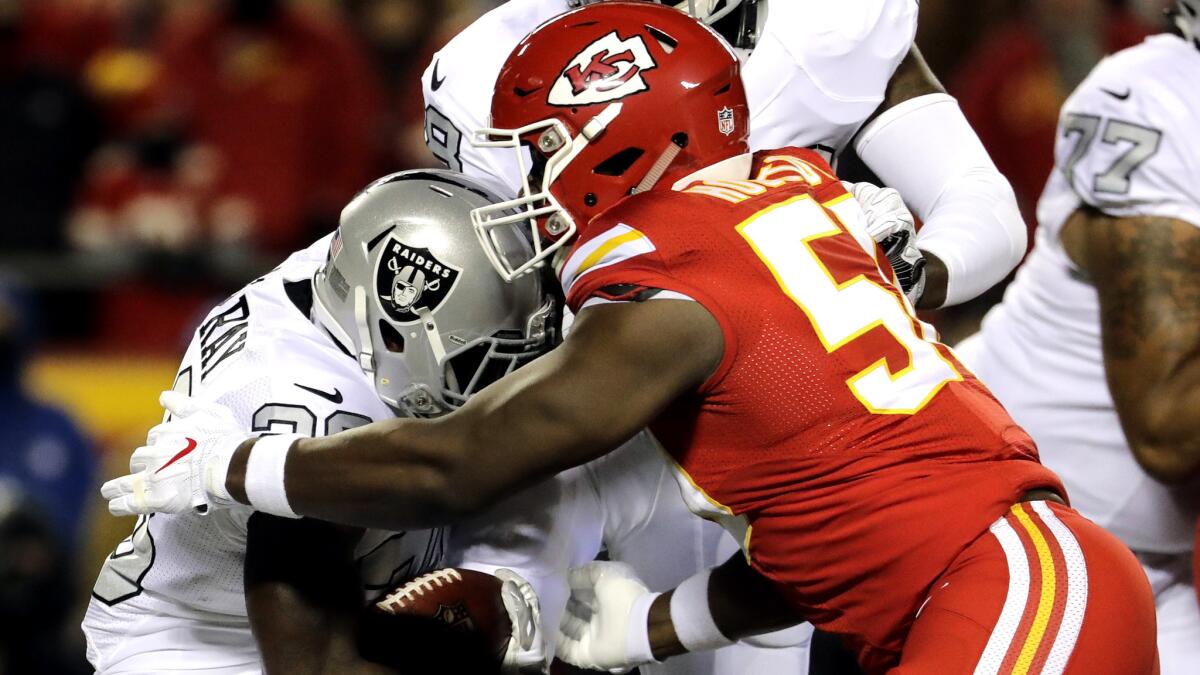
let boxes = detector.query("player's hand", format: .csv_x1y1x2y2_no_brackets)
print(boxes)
557,562,657,674
496,568,548,673
845,181,927,305
101,391,248,517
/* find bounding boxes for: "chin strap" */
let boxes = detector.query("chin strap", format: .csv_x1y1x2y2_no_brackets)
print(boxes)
416,306,447,365
353,286,375,375
633,134,687,194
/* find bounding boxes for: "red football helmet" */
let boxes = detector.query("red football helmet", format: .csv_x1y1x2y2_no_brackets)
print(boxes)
470,1,749,280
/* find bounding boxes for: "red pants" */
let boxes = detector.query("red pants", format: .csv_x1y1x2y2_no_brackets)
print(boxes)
885,501,1158,674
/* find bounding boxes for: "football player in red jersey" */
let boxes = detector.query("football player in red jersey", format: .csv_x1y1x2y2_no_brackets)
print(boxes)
103,3,1157,673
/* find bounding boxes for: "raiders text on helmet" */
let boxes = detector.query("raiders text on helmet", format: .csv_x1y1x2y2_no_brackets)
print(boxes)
313,170,557,416
471,2,749,281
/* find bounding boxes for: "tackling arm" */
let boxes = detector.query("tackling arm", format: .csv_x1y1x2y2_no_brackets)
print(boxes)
557,554,803,670
855,46,1027,309
646,554,803,660
226,299,723,531
1061,208,1200,483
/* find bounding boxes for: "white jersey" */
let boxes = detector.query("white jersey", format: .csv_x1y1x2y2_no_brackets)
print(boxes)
82,237,443,674
422,0,917,198
961,35,1200,554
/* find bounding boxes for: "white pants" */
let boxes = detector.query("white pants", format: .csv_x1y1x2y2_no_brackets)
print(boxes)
83,596,262,675
1138,550,1200,675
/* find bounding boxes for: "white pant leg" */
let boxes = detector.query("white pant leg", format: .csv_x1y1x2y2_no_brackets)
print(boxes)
84,596,261,675
1141,552,1200,675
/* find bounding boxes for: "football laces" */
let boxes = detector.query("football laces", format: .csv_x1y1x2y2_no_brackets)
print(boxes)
375,568,464,613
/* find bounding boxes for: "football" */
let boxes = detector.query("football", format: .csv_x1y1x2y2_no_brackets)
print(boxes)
359,568,513,672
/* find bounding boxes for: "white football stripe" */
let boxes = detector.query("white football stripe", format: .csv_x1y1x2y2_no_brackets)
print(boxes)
974,514,1031,675
1033,501,1089,675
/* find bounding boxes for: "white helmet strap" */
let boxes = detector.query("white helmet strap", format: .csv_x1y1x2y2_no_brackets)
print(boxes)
416,306,448,365
353,285,375,375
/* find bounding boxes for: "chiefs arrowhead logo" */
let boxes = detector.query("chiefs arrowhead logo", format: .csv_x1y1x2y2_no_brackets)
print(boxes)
548,31,657,107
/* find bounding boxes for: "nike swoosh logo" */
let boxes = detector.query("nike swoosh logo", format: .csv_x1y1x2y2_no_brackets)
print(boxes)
1101,87,1131,101
156,438,198,474
431,60,446,91
295,383,344,404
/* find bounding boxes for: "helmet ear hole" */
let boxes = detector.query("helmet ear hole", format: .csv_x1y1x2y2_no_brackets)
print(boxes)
378,320,405,353
593,147,646,176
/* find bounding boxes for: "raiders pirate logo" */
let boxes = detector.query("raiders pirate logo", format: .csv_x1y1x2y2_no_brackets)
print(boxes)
717,107,735,136
375,237,462,324
547,31,658,106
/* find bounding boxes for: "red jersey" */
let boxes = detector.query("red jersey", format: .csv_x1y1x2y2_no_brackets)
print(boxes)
559,148,1063,661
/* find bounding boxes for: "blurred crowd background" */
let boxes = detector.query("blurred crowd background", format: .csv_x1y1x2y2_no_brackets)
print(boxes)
0,0,1178,672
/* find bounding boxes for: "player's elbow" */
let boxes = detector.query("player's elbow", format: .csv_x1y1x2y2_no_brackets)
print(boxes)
950,167,1027,266
917,169,1027,306
1123,402,1200,484
1129,440,1200,484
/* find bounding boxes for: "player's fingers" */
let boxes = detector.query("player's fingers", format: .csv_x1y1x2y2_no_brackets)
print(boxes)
555,621,587,660
107,495,135,517
159,390,200,418
558,606,591,642
129,444,162,473
101,474,135,500
555,639,583,667
567,564,599,592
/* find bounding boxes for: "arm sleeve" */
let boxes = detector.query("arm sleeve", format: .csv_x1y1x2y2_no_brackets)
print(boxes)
855,93,1028,307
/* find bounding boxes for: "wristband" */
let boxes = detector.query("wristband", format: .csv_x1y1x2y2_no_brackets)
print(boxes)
244,433,303,518
625,591,661,665
669,569,735,653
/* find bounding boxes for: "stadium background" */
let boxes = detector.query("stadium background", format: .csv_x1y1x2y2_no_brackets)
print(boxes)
0,0,1175,671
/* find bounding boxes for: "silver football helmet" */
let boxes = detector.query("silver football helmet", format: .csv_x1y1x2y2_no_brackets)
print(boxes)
312,169,557,417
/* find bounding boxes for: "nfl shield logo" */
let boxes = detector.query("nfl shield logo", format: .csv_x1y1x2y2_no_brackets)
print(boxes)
717,107,735,136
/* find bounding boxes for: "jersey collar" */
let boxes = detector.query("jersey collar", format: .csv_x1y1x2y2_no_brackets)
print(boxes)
670,153,752,191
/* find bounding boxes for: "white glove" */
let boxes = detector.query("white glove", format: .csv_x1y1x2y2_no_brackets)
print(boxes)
101,390,249,516
556,562,659,674
496,568,548,674
844,181,926,305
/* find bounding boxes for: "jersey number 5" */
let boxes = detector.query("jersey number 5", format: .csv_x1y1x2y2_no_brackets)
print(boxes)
738,195,961,414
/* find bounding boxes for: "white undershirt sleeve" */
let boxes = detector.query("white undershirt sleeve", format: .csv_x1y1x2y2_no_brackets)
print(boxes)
855,93,1028,307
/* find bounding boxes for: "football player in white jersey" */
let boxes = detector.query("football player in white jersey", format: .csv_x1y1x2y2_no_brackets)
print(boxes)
82,170,555,674
955,5,1200,672
424,0,1028,308
421,2,1027,672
